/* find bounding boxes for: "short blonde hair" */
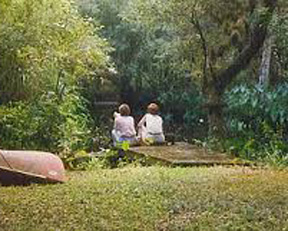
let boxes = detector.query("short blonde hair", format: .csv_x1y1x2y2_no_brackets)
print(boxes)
119,104,131,116
147,103,159,115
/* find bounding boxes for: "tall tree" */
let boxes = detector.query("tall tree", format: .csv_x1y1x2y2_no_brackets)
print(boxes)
208,0,277,137
126,0,278,137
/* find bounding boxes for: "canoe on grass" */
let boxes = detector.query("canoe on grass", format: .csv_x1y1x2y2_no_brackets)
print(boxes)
0,150,66,186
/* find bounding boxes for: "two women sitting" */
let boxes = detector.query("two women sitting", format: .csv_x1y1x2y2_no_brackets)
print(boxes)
111,103,165,146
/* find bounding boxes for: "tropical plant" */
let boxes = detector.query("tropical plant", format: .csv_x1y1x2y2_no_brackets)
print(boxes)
224,83,288,160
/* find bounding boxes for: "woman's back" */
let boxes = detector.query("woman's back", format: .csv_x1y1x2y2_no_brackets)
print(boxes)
114,115,136,137
145,113,163,134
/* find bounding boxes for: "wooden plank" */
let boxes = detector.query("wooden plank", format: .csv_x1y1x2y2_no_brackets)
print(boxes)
129,142,249,166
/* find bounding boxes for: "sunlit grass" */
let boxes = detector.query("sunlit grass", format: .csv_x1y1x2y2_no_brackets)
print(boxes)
1,166,288,230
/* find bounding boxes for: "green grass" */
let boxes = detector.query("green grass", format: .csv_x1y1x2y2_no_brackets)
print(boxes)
1,166,288,230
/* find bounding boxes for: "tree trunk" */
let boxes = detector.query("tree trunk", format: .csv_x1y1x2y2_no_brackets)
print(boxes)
205,0,277,138
207,88,225,138
270,48,282,86
258,35,274,86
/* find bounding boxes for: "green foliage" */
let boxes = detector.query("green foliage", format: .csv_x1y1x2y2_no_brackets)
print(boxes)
78,142,160,170
0,0,111,103
78,0,193,95
97,142,133,169
124,0,254,78
78,0,279,141
97,148,124,168
224,83,288,164
271,11,288,79
66,150,100,170
77,0,208,140
2,0,287,166
226,84,288,134
0,91,92,155
66,141,136,170
0,0,112,159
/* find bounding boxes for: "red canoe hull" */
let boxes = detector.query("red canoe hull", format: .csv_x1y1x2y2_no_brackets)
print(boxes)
0,150,66,186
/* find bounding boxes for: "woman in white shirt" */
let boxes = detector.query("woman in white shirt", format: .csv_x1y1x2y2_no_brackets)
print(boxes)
112,104,137,146
137,103,165,144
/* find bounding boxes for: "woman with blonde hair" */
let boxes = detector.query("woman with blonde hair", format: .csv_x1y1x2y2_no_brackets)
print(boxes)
137,103,165,144
112,104,137,146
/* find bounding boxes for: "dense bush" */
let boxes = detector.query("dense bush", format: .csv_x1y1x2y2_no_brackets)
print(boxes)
0,0,112,162
0,91,92,156
224,83,288,161
0,0,110,103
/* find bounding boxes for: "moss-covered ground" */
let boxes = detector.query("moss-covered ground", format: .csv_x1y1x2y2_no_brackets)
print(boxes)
1,166,288,231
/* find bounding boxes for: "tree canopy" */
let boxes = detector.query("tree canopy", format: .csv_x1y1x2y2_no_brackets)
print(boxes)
0,0,111,103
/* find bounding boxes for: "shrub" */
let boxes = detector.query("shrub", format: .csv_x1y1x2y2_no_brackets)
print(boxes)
0,0,111,103
0,91,92,156
224,83,288,163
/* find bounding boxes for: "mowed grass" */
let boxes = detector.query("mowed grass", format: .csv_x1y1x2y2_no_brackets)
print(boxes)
1,166,288,231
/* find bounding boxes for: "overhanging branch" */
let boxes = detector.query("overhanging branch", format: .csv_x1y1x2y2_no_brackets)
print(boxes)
214,0,277,92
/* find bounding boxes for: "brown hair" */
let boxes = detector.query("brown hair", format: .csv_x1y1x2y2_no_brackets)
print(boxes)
147,103,159,115
119,104,131,116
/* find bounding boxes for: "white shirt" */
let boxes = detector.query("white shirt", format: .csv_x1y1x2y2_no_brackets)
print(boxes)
138,113,163,134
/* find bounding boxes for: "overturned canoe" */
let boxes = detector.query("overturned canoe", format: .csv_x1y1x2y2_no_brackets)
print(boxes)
0,150,66,186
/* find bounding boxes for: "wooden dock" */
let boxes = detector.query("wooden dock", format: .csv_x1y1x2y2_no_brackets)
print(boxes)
129,142,249,166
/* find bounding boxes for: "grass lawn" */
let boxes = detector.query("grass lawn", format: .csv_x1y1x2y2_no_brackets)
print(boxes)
1,166,288,231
